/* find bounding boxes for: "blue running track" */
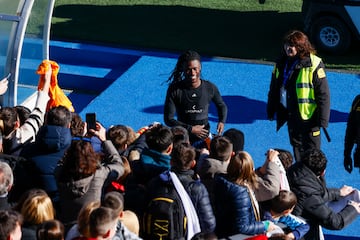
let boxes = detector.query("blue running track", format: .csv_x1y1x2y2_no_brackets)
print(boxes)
21,40,360,239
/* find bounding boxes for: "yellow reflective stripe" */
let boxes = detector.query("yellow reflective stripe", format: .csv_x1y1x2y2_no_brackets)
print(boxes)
312,130,320,137
298,99,316,103
153,197,174,203
296,83,313,88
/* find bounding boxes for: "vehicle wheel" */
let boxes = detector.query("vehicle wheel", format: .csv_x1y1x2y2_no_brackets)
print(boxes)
310,16,351,54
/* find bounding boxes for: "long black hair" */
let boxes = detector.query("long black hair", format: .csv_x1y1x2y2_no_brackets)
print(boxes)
167,50,201,84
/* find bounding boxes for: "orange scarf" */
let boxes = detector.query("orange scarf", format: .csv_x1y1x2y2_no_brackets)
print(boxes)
37,60,75,112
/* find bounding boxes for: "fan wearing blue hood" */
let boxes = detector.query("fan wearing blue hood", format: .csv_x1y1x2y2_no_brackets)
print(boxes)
18,106,73,204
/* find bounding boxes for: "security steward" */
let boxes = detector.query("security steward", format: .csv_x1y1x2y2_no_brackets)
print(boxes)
267,30,330,162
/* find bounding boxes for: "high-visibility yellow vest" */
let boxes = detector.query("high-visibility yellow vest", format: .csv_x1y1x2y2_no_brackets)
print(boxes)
296,54,322,120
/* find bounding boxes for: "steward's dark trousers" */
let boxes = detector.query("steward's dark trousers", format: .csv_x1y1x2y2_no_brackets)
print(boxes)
288,121,321,162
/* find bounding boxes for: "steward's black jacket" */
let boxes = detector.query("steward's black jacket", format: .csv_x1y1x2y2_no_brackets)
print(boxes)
267,55,330,131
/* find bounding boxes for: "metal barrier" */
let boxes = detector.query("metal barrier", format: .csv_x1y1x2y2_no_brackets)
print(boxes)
0,0,55,106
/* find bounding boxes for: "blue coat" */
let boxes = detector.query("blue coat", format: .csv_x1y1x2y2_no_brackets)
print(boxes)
20,125,72,200
174,169,216,233
214,174,265,237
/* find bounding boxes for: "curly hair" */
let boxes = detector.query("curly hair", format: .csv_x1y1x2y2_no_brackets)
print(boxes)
302,148,327,176
274,148,294,170
283,30,316,59
61,139,100,180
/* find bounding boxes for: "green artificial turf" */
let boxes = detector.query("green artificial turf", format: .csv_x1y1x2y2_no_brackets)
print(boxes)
31,0,360,72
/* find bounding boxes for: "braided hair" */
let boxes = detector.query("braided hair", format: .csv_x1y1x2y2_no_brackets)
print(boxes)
167,50,201,84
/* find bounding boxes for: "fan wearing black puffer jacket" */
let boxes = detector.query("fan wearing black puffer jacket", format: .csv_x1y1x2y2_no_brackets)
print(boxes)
287,149,360,240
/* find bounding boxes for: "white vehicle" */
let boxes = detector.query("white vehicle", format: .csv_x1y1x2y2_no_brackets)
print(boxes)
302,0,360,54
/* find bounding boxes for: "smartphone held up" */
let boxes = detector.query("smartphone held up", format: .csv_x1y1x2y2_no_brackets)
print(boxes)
86,113,96,131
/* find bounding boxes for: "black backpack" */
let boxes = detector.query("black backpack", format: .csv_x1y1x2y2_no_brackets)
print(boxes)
143,171,187,240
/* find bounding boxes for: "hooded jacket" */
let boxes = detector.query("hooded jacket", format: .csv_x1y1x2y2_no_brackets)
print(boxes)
20,125,71,198
130,148,171,185
55,140,124,224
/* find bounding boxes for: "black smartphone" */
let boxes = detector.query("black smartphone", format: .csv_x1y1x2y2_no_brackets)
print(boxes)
86,113,96,131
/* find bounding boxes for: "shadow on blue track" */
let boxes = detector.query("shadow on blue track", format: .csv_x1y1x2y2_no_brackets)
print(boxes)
143,95,349,124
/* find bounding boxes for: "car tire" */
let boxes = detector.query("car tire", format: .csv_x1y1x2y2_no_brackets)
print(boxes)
310,16,351,54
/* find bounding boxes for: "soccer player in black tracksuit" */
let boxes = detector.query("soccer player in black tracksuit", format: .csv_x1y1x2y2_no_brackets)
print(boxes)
164,50,228,146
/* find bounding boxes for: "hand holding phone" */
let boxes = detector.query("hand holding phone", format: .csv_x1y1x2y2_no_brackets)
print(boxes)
86,113,97,131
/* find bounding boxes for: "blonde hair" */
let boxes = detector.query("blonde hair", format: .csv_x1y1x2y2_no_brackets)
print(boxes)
227,151,258,190
77,201,101,237
120,210,140,236
18,189,55,225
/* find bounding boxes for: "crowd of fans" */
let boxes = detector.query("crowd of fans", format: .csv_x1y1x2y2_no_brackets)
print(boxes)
1,30,360,240
1,100,359,240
